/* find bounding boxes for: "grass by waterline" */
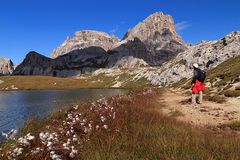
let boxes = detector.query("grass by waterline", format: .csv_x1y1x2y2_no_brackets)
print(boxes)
1,88,240,159
0,75,149,91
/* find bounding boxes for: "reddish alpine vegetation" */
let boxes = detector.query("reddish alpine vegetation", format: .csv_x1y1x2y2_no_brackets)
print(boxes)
1,88,240,160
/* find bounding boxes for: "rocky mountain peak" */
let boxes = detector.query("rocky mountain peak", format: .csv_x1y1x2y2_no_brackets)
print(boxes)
51,30,119,58
113,12,186,65
0,57,14,75
123,12,184,44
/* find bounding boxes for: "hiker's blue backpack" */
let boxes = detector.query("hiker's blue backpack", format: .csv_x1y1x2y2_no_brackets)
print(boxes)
197,69,206,82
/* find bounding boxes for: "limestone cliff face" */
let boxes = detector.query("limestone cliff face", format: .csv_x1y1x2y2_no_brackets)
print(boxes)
113,12,187,65
0,58,14,75
123,12,184,44
51,30,119,58
153,31,240,85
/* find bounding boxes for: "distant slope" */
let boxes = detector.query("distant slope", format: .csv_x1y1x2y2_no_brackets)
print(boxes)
172,55,240,101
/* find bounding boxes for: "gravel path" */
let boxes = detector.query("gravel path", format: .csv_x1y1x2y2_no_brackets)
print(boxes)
158,89,240,126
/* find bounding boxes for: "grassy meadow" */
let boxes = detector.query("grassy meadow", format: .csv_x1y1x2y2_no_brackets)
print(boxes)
0,73,149,91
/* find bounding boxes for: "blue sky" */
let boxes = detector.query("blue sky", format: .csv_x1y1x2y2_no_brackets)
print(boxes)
0,0,239,64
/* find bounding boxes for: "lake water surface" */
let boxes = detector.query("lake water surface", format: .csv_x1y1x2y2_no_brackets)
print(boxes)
0,89,127,141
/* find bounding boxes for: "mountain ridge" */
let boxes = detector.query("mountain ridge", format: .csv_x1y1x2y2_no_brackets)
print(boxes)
5,12,240,89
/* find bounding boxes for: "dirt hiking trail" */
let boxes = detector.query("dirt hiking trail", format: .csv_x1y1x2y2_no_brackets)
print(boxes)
158,89,240,127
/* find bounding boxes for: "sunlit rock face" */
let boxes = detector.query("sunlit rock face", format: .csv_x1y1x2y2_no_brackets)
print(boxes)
154,31,240,85
115,12,187,65
51,30,119,59
0,58,14,75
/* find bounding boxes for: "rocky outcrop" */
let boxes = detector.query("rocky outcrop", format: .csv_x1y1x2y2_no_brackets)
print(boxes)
91,31,240,87
14,47,110,77
153,31,240,85
51,30,119,58
112,12,186,65
0,58,14,75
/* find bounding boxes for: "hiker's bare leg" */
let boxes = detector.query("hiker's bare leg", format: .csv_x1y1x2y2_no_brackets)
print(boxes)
199,91,203,104
191,93,196,104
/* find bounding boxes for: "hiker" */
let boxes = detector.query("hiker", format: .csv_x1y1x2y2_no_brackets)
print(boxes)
191,63,206,104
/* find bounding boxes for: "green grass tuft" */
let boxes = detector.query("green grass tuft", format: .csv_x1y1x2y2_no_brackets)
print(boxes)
169,110,185,117
226,121,240,131
204,94,227,103
224,90,240,97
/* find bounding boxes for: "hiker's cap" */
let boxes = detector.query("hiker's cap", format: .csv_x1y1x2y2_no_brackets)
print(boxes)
193,63,199,68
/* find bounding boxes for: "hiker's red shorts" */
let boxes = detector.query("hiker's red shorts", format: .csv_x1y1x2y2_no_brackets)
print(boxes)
192,80,206,94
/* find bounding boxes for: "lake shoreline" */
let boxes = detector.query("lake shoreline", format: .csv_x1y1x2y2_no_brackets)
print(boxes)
0,88,128,143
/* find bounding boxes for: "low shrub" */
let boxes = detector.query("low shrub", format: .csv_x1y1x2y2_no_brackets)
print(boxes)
224,90,240,97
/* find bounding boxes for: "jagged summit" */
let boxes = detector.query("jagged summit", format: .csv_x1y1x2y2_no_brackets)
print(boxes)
51,30,119,58
123,12,184,44
113,12,186,65
51,12,186,62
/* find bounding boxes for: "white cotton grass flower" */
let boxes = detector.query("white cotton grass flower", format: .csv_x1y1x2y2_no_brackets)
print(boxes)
31,147,41,155
39,132,49,141
83,127,88,133
73,105,79,110
76,117,80,121
72,119,76,125
50,151,62,160
69,147,78,158
67,138,71,143
13,147,23,156
88,123,92,128
103,125,108,129
73,134,78,142
26,133,35,141
101,116,106,122
18,137,30,147
39,132,48,141
63,143,70,150
113,112,116,119
47,134,54,141
47,141,53,147
66,131,70,136
96,125,100,130
17,133,34,147
39,131,58,150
